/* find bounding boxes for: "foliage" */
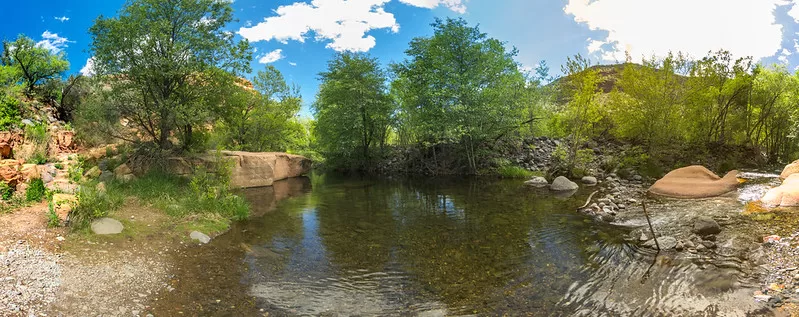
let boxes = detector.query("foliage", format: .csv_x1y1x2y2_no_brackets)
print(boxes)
25,178,45,202
68,163,84,183
0,92,21,130
70,183,123,229
0,182,12,201
0,35,69,95
496,164,534,179
551,145,595,178
215,66,304,152
391,18,528,173
87,0,251,150
47,201,60,227
314,52,393,170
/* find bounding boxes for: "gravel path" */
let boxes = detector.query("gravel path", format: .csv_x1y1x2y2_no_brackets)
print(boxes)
0,242,61,316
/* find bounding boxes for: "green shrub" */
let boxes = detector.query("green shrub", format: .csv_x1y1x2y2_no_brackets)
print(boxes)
70,184,123,229
0,182,13,201
26,178,45,202
54,163,63,170
46,201,60,227
0,93,21,130
67,163,84,183
30,152,47,164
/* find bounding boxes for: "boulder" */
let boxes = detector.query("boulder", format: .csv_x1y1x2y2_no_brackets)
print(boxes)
20,164,40,182
581,176,598,186
169,152,312,189
114,164,132,177
91,218,124,235
780,159,799,179
0,159,22,187
648,165,739,198
52,194,77,222
524,176,548,188
190,231,211,244
84,166,102,179
550,176,579,191
761,174,799,207
693,216,721,236
643,236,678,250
52,130,76,153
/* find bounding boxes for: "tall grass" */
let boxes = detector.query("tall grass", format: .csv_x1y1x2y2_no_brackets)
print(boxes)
497,165,534,179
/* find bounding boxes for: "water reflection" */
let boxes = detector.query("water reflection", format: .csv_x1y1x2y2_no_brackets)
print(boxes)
153,175,772,316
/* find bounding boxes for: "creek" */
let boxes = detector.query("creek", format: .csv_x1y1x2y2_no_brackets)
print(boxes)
150,173,779,316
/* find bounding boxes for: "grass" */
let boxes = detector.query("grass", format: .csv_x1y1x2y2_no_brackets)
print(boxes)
25,178,45,202
497,165,534,179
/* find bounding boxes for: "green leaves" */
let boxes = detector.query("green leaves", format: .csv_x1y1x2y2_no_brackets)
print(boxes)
1,35,69,95
314,52,393,170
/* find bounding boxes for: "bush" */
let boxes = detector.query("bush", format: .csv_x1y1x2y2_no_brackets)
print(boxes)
0,182,13,201
26,178,45,202
70,183,123,229
0,93,21,130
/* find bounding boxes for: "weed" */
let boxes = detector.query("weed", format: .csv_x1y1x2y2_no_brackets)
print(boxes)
0,182,13,201
54,163,64,170
26,178,45,202
497,165,533,179
70,183,123,229
47,201,60,227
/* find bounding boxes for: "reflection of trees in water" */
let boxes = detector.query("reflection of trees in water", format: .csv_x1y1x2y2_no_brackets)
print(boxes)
312,177,601,313
313,179,398,273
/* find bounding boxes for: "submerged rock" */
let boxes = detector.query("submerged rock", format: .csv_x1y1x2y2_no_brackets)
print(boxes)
643,236,678,250
524,176,548,188
550,176,578,191
190,231,211,244
693,216,722,236
91,218,124,235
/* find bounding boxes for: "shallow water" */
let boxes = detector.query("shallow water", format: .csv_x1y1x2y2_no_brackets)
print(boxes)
151,174,775,316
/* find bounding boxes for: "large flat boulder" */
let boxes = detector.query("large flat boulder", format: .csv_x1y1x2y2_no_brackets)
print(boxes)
781,159,799,179
168,152,311,189
761,174,799,207
648,165,739,199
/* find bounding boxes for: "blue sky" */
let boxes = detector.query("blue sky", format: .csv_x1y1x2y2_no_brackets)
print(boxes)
3,0,799,117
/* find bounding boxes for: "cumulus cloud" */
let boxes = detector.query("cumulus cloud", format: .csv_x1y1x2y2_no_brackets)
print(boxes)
54,16,69,22
258,49,284,64
289,62,297,66
238,0,400,52
36,31,72,53
565,0,787,62
398,0,466,13
80,57,95,76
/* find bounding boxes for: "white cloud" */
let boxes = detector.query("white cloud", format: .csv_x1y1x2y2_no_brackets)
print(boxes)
36,31,72,53
258,49,284,64
80,57,95,76
586,38,605,54
789,2,799,22
289,62,297,66
398,0,466,13
238,0,401,52
54,16,70,22
565,0,786,62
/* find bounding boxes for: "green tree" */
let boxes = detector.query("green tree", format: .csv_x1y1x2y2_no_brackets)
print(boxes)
314,52,393,170
392,18,528,173
1,35,69,96
217,66,303,152
611,53,691,147
88,0,251,150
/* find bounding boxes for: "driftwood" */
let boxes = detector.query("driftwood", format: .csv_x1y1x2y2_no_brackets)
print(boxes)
642,200,660,251
578,190,599,209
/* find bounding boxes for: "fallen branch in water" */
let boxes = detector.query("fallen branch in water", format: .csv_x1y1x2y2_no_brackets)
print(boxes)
642,200,660,251
578,190,599,209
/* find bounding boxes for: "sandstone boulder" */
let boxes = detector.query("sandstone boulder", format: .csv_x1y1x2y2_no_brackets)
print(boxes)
52,193,77,222
52,130,76,153
648,165,739,199
169,152,312,189
0,159,22,187
761,174,799,207
780,159,799,179
114,164,132,177
20,164,40,182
